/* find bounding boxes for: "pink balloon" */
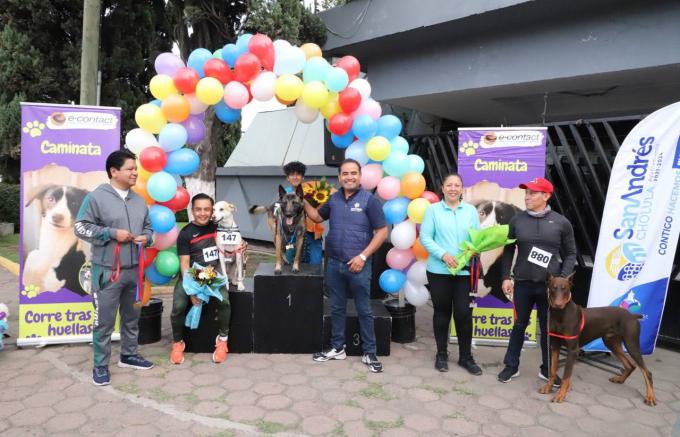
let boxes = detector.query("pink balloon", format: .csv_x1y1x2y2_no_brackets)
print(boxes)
153,226,179,250
377,176,401,200
386,248,415,270
352,97,382,121
360,164,383,190
223,81,249,109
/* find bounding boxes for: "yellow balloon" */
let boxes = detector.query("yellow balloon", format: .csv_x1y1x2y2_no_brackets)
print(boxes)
135,103,167,134
320,92,341,119
136,159,152,182
149,74,178,100
300,43,322,59
407,198,431,224
301,81,329,109
275,74,304,102
195,77,224,105
366,136,391,161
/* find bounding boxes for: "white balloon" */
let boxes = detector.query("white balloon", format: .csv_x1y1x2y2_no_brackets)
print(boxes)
348,78,371,100
274,46,306,76
251,71,277,102
125,128,158,154
404,280,430,306
294,100,319,124
273,39,292,59
185,93,209,115
406,260,429,285
391,220,417,250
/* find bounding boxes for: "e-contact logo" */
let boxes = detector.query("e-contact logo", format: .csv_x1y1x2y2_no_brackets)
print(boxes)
46,111,118,130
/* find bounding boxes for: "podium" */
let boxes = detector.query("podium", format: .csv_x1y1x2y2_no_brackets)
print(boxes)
183,279,254,353
253,263,323,353
322,299,392,356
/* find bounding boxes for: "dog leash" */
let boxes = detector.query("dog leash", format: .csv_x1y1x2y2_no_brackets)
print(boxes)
468,255,481,308
110,243,121,282
548,308,585,340
135,242,145,303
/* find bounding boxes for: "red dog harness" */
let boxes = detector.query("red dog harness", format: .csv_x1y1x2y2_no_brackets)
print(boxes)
549,309,585,340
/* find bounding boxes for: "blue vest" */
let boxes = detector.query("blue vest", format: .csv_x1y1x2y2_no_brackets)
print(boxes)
325,190,374,263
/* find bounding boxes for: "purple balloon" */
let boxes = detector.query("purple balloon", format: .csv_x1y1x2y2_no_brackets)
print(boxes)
154,52,185,76
181,115,206,144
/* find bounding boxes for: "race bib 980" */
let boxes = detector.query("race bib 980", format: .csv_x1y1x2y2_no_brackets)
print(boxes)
203,246,219,263
528,246,552,268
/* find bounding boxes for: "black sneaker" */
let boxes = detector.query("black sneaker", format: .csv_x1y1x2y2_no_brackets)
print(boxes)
435,352,449,372
118,354,154,370
539,366,562,388
458,358,482,376
313,347,347,362
361,353,383,373
92,366,110,386
497,366,520,383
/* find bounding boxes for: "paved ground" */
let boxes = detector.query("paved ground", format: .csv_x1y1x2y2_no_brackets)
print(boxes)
0,266,679,436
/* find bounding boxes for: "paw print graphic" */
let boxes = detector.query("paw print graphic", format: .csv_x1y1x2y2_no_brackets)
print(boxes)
460,140,479,156
21,284,41,299
23,121,45,138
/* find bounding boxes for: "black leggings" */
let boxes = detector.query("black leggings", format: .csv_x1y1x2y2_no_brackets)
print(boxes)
427,272,473,360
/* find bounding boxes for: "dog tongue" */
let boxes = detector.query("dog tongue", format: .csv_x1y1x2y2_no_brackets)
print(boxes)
286,217,293,226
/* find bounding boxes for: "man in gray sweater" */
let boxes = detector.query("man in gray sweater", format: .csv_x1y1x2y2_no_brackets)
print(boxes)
75,149,154,386
497,177,576,385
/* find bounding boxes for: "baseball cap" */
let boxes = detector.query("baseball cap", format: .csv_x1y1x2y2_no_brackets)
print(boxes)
519,177,554,193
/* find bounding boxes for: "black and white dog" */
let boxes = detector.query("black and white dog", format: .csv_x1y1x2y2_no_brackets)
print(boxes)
23,185,89,296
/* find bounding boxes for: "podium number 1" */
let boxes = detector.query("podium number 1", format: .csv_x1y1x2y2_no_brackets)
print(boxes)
286,293,292,307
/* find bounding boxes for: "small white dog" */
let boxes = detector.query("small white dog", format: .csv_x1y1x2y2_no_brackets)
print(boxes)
211,201,247,291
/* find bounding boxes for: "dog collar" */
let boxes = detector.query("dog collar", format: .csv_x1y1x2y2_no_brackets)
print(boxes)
549,309,585,340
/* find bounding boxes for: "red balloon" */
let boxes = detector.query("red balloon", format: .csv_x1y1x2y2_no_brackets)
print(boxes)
329,113,353,136
204,58,233,84
142,247,159,269
421,190,440,204
158,186,190,212
338,87,362,113
234,53,261,83
173,67,200,94
139,146,168,172
248,34,275,71
336,56,361,82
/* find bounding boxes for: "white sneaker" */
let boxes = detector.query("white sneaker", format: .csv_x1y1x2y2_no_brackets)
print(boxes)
312,347,347,362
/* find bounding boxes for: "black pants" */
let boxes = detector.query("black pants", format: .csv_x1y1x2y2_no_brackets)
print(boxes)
503,280,549,369
427,272,473,361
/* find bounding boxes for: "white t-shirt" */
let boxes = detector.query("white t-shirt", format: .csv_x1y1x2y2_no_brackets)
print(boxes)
112,186,129,199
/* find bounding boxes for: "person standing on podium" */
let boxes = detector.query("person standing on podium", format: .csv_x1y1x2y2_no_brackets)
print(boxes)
283,161,323,265
305,159,388,373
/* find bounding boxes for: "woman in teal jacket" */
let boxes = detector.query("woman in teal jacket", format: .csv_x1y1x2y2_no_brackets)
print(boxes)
419,173,481,375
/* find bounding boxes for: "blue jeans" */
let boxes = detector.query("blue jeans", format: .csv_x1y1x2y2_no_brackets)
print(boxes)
503,280,549,369
325,258,376,354
285,232,323,265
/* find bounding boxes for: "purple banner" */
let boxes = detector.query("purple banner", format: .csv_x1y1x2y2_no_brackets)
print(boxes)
19,103,120,343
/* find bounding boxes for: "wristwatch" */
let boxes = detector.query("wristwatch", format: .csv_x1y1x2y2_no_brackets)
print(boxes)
358,253,367,262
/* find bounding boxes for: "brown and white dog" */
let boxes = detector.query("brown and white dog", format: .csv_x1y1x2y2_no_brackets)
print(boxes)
23,185,89,295
211,201,247,291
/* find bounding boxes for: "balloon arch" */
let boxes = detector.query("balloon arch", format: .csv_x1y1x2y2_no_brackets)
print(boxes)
127,33,437,306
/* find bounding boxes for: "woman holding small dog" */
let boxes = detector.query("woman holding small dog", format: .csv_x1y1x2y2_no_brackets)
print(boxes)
420,173,482,375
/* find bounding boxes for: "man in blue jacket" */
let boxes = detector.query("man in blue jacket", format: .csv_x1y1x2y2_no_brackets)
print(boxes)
305,159,388,373
75,149,154,386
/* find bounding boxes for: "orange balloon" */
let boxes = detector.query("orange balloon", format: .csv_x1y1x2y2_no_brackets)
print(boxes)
300,43,322,59
401,172,426,199
132,179,155,205
142,279,152,305
412,238,429,261
161,94,190,123
275,95,296,106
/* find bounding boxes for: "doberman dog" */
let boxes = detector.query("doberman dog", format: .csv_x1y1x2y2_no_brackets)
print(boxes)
540,274,656,406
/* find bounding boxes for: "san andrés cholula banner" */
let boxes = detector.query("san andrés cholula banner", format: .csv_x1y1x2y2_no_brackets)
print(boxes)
455,127,547,344
586,102,680,354
19,102,121,346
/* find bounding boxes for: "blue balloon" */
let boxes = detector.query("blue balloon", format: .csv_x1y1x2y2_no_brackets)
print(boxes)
149,204,176,233
379,269,406,294
147,171,177,202
145,263,173,285
303,57,330,84
158,123,188,153
235,33,252,55
324,67,349,93
382,197,410,224
165,148,200,176
352,115,377,142
376,115,402,140
391,136,410,154
345,140,368,166
383,151,409,178
331,131,354,149
407,154,425,174
215,100,241,124
222,43,240,68
150,99,162,107
187,48,212,77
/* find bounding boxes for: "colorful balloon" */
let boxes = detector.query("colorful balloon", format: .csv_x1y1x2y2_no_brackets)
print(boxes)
295,100,319,124
224,81,250,109
331,131,354,149
165,148,200,176
391,136,410,154
324,67,349,93
155,52,185,76
407,198,431,224
135,104,167,134
185,93,209,115
376,176,401,200
160,94,190,123
150,74,177,99
328,112,353,136
158,123,188,152
303,57,330,84
401,173,427,199
320,92,341,119
203,58,233,84
142,247,159,269
348,78,371,100
251,71,277,101
181,115,206,144
376,115,402,140
147,171,177,202
386,248,415,270
214,100,241,124
360,163,383,189
421,190,440,204
382,151,409,178
379,269,406,294
407,154,425,174
153,226,179,250
411,238,429,261
300,42,322,59
125,128,158,154
404,280,430,306
248,34,275,71
145,264,173,285
158,186,190,212
173,67,200,94
366,136,391,161
352,114,377,142
345,140,369,166
338,87,362,113
149,204,176,233
391,220,417,250
336,55,361,82
234,53,262,83
222,43,240,68
139,146,167,173
382,197,410,224
187,48,213,77
274,74,304,101
195,77,224,105
131,178,154,205
154,250,180,277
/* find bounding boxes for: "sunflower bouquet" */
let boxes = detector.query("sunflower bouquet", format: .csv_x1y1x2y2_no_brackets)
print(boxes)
303,178,333,208
188,264,221,287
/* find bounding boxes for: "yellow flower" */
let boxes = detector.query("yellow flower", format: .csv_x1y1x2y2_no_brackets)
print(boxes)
314,191,329,204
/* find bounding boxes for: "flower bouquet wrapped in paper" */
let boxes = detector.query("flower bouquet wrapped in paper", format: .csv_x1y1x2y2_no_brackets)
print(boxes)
183,263,226,329
302,178,333,208
448,225,516,276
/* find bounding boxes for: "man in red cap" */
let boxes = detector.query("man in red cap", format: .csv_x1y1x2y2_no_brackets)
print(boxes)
497,177,576,385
